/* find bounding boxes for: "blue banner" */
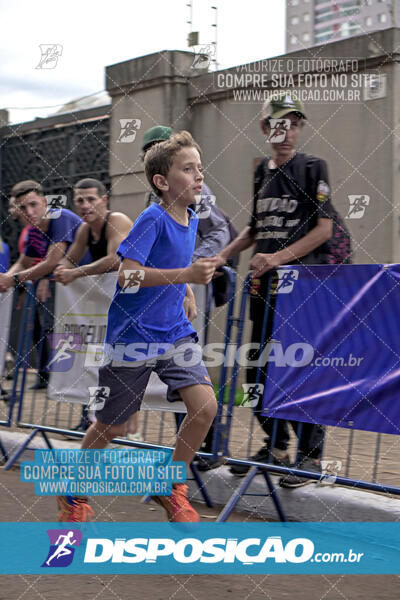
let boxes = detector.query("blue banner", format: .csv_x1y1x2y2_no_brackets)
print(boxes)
261,264,400,434
0,522,399,574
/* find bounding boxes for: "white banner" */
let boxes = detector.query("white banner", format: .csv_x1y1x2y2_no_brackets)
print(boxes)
48,273,117,404
0,289,13,376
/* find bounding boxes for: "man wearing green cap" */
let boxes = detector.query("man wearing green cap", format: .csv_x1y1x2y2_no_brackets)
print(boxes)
214,93,334,486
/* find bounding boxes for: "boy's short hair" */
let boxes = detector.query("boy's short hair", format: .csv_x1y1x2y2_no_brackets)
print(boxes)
74,178,106,197
144,130,201,197
11,180,44,199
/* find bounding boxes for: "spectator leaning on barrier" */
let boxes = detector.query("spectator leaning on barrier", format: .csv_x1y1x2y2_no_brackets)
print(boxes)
56,130,218,524
53,178,133,433
141,126,232,470
214,93,335,487
0,180,84,389
54,178,133,285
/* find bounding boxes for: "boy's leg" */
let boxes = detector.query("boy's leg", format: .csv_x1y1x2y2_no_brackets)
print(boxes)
151,339,217,522
174,383,217,467
58,362,150,522
151,384,216,523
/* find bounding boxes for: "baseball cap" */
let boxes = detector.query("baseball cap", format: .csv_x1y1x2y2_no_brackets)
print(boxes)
141,126,172,152
262,92,307,120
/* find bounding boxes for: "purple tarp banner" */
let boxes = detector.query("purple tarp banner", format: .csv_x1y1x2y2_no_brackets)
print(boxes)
261,264,400,435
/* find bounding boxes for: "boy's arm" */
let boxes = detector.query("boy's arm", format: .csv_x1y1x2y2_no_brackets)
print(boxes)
118,257,217,290
183,284,197,322
250,217,333,278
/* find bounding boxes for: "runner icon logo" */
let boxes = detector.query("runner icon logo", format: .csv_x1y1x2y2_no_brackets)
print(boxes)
346,195,370,219
193,194,216,219
117,119,142,143
46,195,67,219
191,44,215,70
241,383,264,408
271,269,299,294
318,460,343,486
267,119,290,143
36,44,63,69
88,386,110,411
42,529,82,568
121,269,145,293
46,334,82,372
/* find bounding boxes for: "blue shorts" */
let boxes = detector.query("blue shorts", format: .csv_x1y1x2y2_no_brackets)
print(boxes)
95,336,213,426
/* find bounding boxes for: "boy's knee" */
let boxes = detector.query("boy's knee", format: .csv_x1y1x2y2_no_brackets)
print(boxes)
201,396,218,422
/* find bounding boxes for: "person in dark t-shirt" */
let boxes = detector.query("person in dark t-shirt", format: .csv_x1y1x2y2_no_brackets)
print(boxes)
214,93,334,487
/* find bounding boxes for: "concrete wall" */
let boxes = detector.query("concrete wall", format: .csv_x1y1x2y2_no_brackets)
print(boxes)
105,31,400,375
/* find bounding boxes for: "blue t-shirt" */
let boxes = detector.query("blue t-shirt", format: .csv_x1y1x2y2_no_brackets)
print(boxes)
105,203,198,360
25,208,82,259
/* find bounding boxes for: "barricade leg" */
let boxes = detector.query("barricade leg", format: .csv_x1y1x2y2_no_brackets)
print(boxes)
216,466,260,522
190,462,213,507
0,437,8,461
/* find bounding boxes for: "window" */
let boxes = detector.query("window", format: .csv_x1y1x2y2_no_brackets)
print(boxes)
290,34,298,45
291,0,299,6
364,0,373,5
303,32,311,41
365,16,372,26
378,13,387,23
291,15,299,25
303,12,310,22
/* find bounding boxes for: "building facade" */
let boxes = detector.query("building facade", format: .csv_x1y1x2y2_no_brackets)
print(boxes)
286,0,400,50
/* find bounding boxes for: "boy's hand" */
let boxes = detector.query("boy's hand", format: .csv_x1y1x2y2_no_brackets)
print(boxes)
183,295,197,321
186,257,217,284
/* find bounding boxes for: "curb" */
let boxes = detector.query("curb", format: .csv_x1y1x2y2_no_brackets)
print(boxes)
2,430,400,521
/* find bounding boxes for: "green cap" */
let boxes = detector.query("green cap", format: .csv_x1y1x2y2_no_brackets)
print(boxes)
262,92,307,120
141,126,172,152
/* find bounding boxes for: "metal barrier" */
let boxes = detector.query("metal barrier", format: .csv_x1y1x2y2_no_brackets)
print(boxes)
213,267,400,521
2,270,237,510
3,265,399,524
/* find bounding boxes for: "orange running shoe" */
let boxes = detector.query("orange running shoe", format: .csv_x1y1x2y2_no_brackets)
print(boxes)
151,484,200,523
57,496,95,522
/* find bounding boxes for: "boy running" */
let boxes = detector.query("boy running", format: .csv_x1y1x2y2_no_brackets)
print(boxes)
57,131,217,523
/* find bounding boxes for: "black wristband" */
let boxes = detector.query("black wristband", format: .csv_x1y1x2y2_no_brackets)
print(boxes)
13,273,20,287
